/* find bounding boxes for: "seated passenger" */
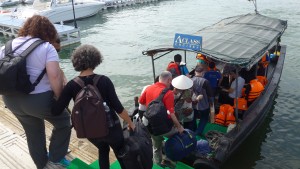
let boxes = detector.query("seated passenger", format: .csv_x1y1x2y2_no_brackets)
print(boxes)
167,54,189,78
221,70,245,106
172,75,194,131
244,78,264,106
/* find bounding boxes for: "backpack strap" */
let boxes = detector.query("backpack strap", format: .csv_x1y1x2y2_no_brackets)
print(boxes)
73,75,104,101
19,39,45,58
174,91,184,105
73,77,85,88
93,75,102,87
4,39,13,56
23,39,46,87
92,75,104,101
156,88,169,101
32,68,46,86
4,37,35,56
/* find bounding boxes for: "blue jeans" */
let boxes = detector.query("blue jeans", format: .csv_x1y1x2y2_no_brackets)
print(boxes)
194,108,210,135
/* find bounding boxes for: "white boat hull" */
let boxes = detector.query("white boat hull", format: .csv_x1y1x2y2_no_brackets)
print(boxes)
20,1,105,23
0,0,19,7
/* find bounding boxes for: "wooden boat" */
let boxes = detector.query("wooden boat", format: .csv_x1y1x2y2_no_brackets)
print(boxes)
140,13,287,169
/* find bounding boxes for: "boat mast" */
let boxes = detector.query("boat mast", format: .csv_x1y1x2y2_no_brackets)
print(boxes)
248,0,258,14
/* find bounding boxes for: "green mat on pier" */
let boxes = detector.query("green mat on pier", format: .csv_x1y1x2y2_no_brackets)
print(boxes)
67,158,93,169
67,123,227,169
89,160,193,169
67,158,193,169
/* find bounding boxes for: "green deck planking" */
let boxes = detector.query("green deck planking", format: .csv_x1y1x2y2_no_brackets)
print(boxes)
67,158,94,169
89,160,193,169
67,158,193,169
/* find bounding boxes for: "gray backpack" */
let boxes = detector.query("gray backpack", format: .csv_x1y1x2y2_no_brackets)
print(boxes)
0,38,45,95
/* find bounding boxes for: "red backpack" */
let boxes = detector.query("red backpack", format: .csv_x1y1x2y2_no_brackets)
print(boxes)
71,75,109,138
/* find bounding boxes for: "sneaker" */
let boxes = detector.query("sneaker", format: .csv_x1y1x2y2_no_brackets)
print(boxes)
160,159,176,169
47,152,71,167
58,157,71,167
48,157,71,168
43,161,65,169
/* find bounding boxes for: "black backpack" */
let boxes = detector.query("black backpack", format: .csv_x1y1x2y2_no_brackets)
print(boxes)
71,75,109,138
144,88,173,136
0,38,46,95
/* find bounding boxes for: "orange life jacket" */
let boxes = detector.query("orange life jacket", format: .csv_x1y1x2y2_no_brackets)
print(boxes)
225,111,236,126
247,79,264,102
167,62,180,76
241,87,246,97
207,66,218,71
260,54,269,68
215,104,235,126
215,111,226,126
234,97,248,111
256,76,268,86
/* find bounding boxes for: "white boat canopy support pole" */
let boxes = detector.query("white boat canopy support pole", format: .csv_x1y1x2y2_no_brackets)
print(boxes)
234,68,239,123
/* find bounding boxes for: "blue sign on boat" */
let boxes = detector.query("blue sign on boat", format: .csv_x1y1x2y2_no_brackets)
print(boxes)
173,33,202,51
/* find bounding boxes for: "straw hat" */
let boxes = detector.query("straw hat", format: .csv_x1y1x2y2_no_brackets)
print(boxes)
172,75,193,90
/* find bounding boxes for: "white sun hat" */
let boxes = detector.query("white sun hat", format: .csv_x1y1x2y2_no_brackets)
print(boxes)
172,75,193,90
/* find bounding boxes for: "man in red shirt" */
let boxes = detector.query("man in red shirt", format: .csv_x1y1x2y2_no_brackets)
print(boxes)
139,71,184,168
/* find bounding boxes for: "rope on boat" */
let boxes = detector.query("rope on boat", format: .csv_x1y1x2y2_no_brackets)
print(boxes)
205,130,224,152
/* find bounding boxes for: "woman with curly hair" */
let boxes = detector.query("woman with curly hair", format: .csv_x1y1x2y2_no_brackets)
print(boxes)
52,44,136,169
0,15,71,169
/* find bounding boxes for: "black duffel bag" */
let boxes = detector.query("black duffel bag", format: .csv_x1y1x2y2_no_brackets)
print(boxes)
118,120,153,169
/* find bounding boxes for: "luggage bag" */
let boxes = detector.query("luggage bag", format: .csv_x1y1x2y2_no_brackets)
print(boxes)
118,120,153,169
165,129,197,161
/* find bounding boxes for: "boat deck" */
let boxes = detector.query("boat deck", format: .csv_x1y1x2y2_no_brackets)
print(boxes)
0,15,80,47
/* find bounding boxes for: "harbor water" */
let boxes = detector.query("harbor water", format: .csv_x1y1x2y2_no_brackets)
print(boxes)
1,0,300,168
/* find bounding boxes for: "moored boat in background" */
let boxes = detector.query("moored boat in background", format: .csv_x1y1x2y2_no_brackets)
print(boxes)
0,0,19,7
16,0,105,23
19,0,34,4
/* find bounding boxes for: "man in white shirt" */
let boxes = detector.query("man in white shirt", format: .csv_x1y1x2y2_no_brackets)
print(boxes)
222,69,245,105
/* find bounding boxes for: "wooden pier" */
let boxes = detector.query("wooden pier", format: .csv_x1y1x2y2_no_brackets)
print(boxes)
0,98,106,169
0,15,80,47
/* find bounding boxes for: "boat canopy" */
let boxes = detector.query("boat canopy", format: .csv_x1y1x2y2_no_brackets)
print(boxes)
142,13,287,69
